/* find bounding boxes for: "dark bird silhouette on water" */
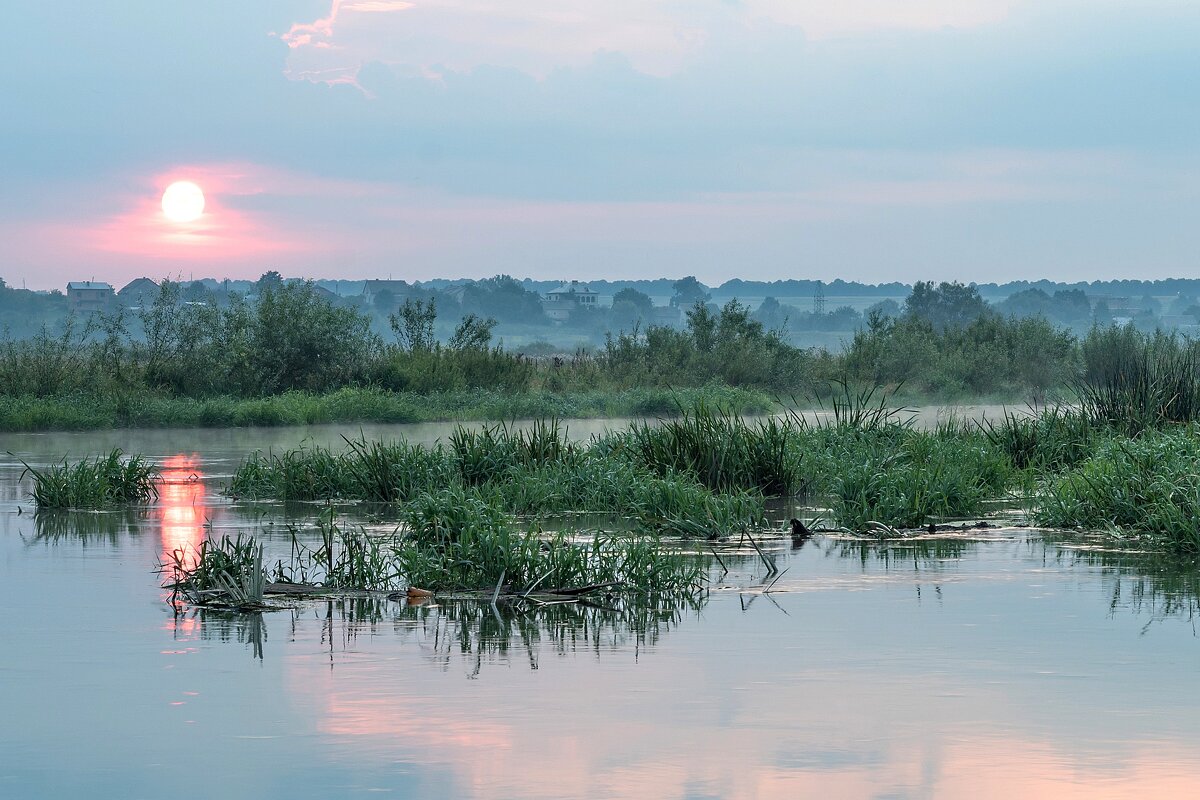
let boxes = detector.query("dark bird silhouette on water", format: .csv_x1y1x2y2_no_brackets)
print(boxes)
790,517,813,550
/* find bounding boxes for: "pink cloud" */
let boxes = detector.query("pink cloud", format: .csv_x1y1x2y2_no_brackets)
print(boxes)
278,0,1026,87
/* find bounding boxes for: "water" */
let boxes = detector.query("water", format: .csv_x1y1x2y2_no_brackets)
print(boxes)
3,421,1199,799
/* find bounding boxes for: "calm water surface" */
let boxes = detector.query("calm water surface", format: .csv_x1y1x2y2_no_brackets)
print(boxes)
2,420,1199,799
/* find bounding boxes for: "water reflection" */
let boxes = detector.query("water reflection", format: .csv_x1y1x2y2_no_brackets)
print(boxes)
31,508,145,543
1053,544,1200,629
157,454,207,570
283,596,701,677
167,607,267,659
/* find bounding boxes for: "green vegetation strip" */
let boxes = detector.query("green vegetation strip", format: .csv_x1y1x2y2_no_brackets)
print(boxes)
162,509,707,609
0,385,771,432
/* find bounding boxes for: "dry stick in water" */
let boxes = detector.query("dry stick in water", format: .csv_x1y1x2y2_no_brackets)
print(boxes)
491,569,506,606
744,530,778,575
709,546,730,577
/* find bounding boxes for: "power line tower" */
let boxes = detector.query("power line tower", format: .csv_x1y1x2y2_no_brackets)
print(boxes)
813,281,826,316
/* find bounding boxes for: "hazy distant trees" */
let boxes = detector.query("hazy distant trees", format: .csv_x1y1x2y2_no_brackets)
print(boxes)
671,276,710,308
613,288,653,315
461,275,545,323
998,288,1091,326
610,288,654,330
905,281,990,331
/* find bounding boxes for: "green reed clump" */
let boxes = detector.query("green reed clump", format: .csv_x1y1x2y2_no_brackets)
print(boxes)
1077,327,1200,434
449,418,577,486
22,448,160,508
395,486,705,595
280,511,402,590
161,534,267,608
227,436,453,502
478,455,765,536
824,426,1012,531
979,406,1101,472
1035,431,1200,554
812,380,914,431
339,437,455,502
613,404,805,496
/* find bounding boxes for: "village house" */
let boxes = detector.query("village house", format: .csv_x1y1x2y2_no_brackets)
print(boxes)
360,279,413,313
66,281,114,313
117,277,159,308
542,281,600,322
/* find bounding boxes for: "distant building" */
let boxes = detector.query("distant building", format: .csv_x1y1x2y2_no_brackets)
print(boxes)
543,281,599,322
117,277,159,308
361,279,413,313
66,281,114,313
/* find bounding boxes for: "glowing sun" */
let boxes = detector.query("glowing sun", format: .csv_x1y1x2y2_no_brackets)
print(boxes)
161,181,206,222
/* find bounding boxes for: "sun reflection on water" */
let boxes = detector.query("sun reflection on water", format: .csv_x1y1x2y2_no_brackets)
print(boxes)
158,454,207,571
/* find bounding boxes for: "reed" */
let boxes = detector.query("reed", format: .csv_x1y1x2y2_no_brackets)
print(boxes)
161,534,267,608
1077,327,1200,434
613,404,805,496
824,427,1011,531
21,448,159,508
1034,431,1200,554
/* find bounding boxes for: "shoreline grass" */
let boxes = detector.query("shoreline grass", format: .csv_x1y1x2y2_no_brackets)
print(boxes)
0,385,774,433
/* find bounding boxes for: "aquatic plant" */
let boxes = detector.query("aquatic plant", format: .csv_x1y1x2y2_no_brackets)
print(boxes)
1034,431,1200,554
21,448,160,508
1077,326,1200,434
613,404,805,496
449,418,577,486
162,534,267,608
825,428,1011,531
280,511,402,590
227,435,454,502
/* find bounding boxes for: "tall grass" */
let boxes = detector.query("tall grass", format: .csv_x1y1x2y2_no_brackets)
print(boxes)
781,416,1013,531
169,501,706,603
1035,431,1200,554
0,384,774,433
397,500,705,598
21,448,159,508
450,418,577,486
978,406,1099,472
1077,327,1200,434
615,405,804,496
228,435,454,501
229,420,767,537
161,534,267,608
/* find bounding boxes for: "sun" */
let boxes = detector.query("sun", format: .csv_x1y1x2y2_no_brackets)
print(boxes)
161,181,206,223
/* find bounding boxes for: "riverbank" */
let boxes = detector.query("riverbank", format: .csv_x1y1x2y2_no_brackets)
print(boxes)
0,385,774,432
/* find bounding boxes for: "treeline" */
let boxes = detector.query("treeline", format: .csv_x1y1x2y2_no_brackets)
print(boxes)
0,278,1185,412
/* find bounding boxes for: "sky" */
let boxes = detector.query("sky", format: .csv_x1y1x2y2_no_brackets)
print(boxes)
2,0,1198,289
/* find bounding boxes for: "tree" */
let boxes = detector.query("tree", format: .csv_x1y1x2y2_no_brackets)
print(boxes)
251,282,378,393
905,281,990,331
449,313,497,351
612,288,653,316
390,298,438,352
256,270,283,294
460,275,545,323
753,296,787,331
671,276,710,308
